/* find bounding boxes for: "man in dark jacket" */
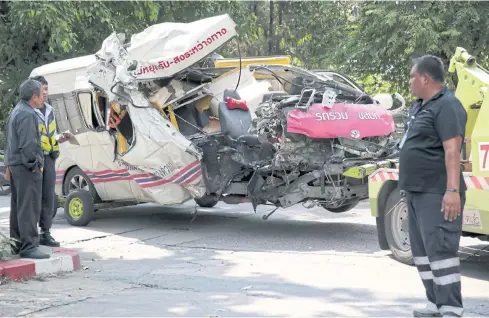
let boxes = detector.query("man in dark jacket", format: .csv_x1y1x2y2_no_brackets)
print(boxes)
4,79,48,259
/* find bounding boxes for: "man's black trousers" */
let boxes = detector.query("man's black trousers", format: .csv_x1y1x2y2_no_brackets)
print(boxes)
9,164,42,253
39,154,56,232
407,191,465,317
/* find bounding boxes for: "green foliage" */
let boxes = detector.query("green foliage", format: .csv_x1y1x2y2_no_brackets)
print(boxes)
0,0,488,131
0,232,16,261
335,1,489,98
0,0,164,129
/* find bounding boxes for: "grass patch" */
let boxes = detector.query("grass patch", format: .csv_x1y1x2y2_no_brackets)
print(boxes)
0,232,17,261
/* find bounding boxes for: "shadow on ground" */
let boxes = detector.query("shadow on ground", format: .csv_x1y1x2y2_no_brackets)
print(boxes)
52,201,382,255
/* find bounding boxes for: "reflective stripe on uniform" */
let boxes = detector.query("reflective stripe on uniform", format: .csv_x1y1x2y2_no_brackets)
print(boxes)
433,273,461,286
414,256,430,265
416,257,461,285
419,271,434,280
440,305,464,316
431,257,460,270
48,119,56,133
431,257,461,286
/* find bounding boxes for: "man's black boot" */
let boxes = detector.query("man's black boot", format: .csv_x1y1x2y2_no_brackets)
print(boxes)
40,231,60,247
20,247,50,259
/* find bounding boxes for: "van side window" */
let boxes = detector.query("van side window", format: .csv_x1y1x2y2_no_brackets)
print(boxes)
49,93,88,135
96,93,108,127
77,92,95,129
107,103,135,156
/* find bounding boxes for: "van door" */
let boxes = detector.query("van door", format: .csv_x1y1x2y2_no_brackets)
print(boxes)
50,91,96,195
83,91,142,201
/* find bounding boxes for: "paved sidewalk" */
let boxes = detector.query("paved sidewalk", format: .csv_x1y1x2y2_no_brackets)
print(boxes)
0,201,81,281
0,246,81,280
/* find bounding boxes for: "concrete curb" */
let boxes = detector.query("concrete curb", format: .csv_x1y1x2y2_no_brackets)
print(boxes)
0,247,81,280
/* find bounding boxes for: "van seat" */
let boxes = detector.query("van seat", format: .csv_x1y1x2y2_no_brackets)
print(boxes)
218,89,252,140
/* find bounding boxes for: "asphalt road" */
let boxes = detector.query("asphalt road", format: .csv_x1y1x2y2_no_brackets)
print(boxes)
0,195,488,317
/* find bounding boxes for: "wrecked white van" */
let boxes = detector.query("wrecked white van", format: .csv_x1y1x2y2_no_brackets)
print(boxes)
30,14,403,226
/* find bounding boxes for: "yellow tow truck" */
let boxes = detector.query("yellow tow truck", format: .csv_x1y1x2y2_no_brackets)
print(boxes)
368,47,489,265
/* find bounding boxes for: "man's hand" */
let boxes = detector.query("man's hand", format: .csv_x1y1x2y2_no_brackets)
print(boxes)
57,132,70,143
441,191,461,221
56,131,73,144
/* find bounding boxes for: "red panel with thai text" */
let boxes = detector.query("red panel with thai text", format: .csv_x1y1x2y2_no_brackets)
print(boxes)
286,103,395,139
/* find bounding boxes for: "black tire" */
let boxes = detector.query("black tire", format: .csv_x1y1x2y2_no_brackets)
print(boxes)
375,215,389,250
322,200,360,213
384,187,414,265
63,166,100,202
64,190,95,226
195,195,219,208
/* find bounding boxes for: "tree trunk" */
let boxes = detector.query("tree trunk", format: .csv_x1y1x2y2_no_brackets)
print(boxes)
268,0,275,55
277,1,285,54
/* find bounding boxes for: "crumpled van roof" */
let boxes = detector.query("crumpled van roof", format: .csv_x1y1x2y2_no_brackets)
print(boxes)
30,55,96,95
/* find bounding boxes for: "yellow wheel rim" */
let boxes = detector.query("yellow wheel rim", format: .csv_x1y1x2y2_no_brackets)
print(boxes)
68,197,84,219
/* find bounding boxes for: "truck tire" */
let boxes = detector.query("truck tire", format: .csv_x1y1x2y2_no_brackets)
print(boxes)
375,215,389,250
195,195,219,208
384,187,414,265
64,190,95,227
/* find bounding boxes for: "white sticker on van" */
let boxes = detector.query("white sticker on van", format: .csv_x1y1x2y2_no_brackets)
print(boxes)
463,209,482,229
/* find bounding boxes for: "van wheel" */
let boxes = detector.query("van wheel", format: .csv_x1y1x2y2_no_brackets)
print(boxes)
63,167,100,202
384,187,414,265
64,190,95,226
195,195,219,208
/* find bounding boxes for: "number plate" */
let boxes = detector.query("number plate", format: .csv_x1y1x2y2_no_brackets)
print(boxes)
463,209,482,229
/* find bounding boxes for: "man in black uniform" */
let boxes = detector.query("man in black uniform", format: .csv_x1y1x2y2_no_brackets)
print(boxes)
399,55,467,317
4,79,48,259
31,75,60,247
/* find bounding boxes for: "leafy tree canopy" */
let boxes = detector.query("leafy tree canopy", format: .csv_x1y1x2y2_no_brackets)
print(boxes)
1,0,488,135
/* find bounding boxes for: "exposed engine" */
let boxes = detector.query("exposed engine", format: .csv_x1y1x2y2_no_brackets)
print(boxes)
250,91,398,172
192,66,401,213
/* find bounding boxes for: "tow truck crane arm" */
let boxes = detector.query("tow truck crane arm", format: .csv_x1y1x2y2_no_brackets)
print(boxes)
448,47,489,169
